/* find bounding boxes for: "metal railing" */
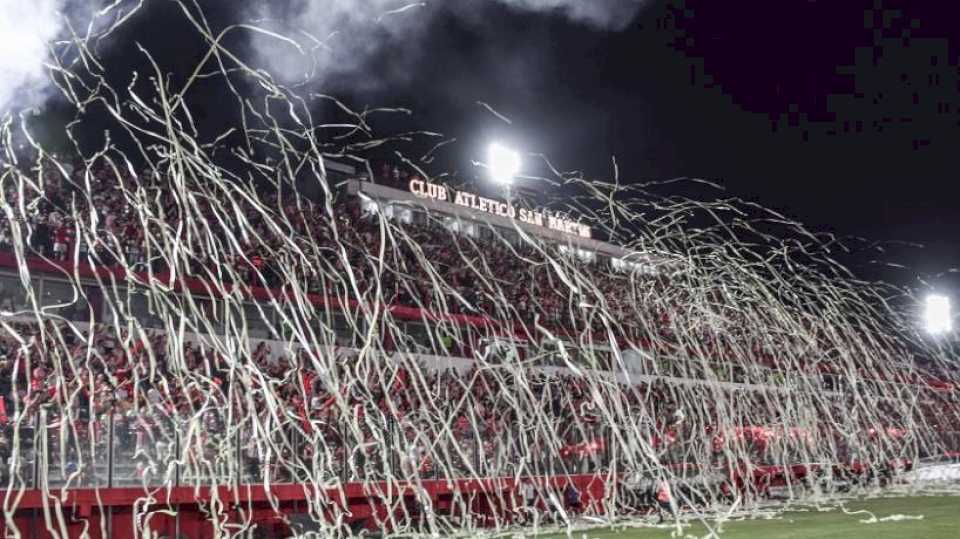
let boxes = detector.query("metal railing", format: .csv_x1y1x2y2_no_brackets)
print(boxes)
1,413,615,492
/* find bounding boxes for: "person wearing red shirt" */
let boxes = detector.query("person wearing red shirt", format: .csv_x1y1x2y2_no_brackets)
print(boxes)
53,224,70,260
656,479,676,524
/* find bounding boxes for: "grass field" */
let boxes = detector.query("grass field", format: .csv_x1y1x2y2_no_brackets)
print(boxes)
536,495,960,538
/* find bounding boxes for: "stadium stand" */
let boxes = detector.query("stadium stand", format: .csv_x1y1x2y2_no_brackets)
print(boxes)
0,155,958,537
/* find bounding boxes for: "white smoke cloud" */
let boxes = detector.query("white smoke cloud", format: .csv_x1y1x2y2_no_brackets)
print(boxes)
0,0,66,113
0,0,649,114
0,0,139,117
244,0,431,89
244,0,649,87
499,0,650,31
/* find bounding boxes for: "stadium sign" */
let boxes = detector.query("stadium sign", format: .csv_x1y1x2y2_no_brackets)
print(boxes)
408,179,592,239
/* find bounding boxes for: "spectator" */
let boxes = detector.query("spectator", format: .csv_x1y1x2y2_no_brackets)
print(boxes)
564,482,581,513
656,479,675,524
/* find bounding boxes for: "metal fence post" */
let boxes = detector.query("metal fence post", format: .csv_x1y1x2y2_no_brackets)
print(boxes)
31,412,40,539
107,412,115,488
105,407,115,539
341,419,348,485
235,429,242,487
175,428,181,487
32,412,41,489
474,431,481,476
390,418,399,479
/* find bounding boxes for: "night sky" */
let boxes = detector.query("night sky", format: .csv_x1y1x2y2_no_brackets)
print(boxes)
48,0,960,291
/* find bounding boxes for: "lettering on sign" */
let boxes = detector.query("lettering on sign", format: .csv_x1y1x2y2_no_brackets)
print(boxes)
408,179,591,239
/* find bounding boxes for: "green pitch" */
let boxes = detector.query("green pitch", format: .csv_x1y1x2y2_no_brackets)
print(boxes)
537,496,960,539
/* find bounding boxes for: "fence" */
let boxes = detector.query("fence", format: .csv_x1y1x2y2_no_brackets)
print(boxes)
0,412,615,491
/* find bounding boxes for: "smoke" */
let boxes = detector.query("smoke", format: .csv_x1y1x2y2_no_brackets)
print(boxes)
0,0,66,113
499,0,651,31
0,0,143,119
0,0,649,116
243,0,433,90
244,0,649,87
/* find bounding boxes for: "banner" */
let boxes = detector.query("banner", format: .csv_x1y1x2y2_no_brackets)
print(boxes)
409,178,592,239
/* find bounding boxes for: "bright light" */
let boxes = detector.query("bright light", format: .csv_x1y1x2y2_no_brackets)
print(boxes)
924,294,952,335
488,143,521,184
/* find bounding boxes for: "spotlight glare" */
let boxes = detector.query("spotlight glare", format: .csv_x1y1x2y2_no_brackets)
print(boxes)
488,143,521,184
924,294,952,335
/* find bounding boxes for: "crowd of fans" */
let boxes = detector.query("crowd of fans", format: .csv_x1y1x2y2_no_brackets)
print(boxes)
0,154,717,340
0,314,957,491
0,155,957,507
1,156,950,376
0,319,641,484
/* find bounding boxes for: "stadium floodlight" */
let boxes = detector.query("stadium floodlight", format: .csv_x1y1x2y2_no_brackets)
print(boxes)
488,142,521,184
924,294,952,335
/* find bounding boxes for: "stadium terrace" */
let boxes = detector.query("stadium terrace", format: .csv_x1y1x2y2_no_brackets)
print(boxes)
1,0,958,535
0,152,957,538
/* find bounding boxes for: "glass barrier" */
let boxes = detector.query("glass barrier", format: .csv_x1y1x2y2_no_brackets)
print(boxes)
39,280,102,322
179,411,234,487
282,429,309,484
432,433,465,480
476,424,508,479
0,275,34,313
947,431,960,455
40,420,109,489
112,406,180,487
1,422,38,490
128,291,167,330
21,404,940,500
